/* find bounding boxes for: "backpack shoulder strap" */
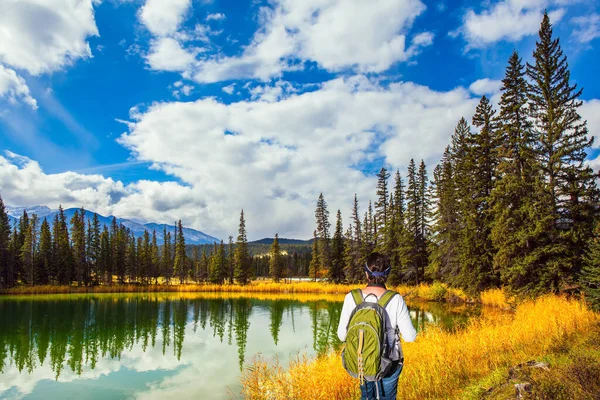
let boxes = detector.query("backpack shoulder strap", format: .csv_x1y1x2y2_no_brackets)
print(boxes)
377,290,398,308
350,289,363,306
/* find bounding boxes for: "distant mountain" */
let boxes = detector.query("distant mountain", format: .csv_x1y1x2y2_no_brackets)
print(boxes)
250,237,313,245
5,206,220,245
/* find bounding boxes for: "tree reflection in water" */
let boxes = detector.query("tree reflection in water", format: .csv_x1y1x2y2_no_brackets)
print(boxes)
0,295,345,379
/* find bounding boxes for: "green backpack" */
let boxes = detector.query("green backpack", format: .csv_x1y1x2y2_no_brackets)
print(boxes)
342,289,398,384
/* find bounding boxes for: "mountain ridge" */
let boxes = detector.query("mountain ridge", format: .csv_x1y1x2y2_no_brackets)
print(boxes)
5,205,220,245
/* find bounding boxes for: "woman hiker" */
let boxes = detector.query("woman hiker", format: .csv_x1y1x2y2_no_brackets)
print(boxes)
337,252,417,400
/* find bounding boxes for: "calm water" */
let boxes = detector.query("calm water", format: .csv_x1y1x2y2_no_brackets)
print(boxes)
0,293,478,399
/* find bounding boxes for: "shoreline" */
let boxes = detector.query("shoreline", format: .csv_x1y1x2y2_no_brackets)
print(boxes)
0,281,499,305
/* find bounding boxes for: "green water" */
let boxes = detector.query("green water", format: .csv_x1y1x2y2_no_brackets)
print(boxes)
0,293,477,399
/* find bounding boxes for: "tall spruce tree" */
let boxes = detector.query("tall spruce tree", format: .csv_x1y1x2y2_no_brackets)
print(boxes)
228,236,235,284
430,148,460,283
388,170,406,285
527,11,598,291
315,193,331,275
490,51,541,292
38,218,51,285
460,96,499,291
162,227,172,284
173,220,187,284
234,210,251,284
374,167,390,251
399,159,421,284
330,210,345,283
581,221,600,311
309,230,319,281
269,233,284,282
0,196,11,288
70,209,86,286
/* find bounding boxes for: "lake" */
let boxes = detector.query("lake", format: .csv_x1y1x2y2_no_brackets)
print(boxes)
0,293,479,399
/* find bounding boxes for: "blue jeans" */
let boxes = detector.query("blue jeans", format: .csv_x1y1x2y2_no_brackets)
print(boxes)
359,362,403,400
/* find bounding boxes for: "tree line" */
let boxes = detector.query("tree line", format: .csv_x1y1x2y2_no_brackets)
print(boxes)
310,13,600,302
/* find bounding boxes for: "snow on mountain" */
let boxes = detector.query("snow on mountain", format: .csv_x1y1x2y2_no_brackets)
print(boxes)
5,206,220,245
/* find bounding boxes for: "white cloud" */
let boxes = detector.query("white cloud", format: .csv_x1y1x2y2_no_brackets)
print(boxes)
115,75,476,238
206,13,226,21
221,83,235,95
139,0,191,36
0,0,99,75
1,76,483,239
146,38,197,72
459,0,567,48
469,78,503,96
581,99,600,149
0,65,37,109
571,14,600,44
168,0,433,83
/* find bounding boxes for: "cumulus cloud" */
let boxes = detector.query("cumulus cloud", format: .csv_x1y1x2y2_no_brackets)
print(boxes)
581,99,600,149
571,14,600,44
114,75,477,238
221,83,235,95
146,38,197,72
459,0,567,48
1,76,484,239
0,0,99,75
139,0,191,37
144,0,434,82
469,78,503,96
0,65,37,109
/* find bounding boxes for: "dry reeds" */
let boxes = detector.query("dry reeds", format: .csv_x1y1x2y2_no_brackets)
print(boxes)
241,295,599,400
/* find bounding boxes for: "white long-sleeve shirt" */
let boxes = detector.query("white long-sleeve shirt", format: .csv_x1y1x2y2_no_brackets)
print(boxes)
337,290,417,354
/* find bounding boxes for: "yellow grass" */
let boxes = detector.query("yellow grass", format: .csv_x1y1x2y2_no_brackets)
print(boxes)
241,295,600,400
479,288,515,309
0,281,475,304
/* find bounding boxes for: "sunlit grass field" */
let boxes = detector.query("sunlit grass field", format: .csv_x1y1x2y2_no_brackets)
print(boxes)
1,280,472,302
241,295,600,400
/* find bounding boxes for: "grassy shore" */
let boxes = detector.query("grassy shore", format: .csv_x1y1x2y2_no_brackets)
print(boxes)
0,281,472,302
240,295,600,400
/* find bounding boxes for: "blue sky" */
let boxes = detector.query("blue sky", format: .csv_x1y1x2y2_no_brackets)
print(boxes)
0,0,599,240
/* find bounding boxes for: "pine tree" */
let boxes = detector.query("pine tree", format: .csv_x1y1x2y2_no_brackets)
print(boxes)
374,167,390,251
0,195,11,288
400,159,420,285
55,206,72,285
88,213,101,285
417,160,431,282
127,233,137,283
228,236,234,284
162,227,172,284
98,226,110,285
581,221,600,311
315,193,331,275
269,233,284,282
20,214,34,285
459,96,499,291
527,11,598,290
343,224,361,283
151,231,160,284
173,220,187,284
308,230,319,281
430,148,460,283
37,218,51,285
490,50,541,293
388,170,406,285
330,210,345,283
70,209,86,286
200,248,209,282
234,210,251,284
